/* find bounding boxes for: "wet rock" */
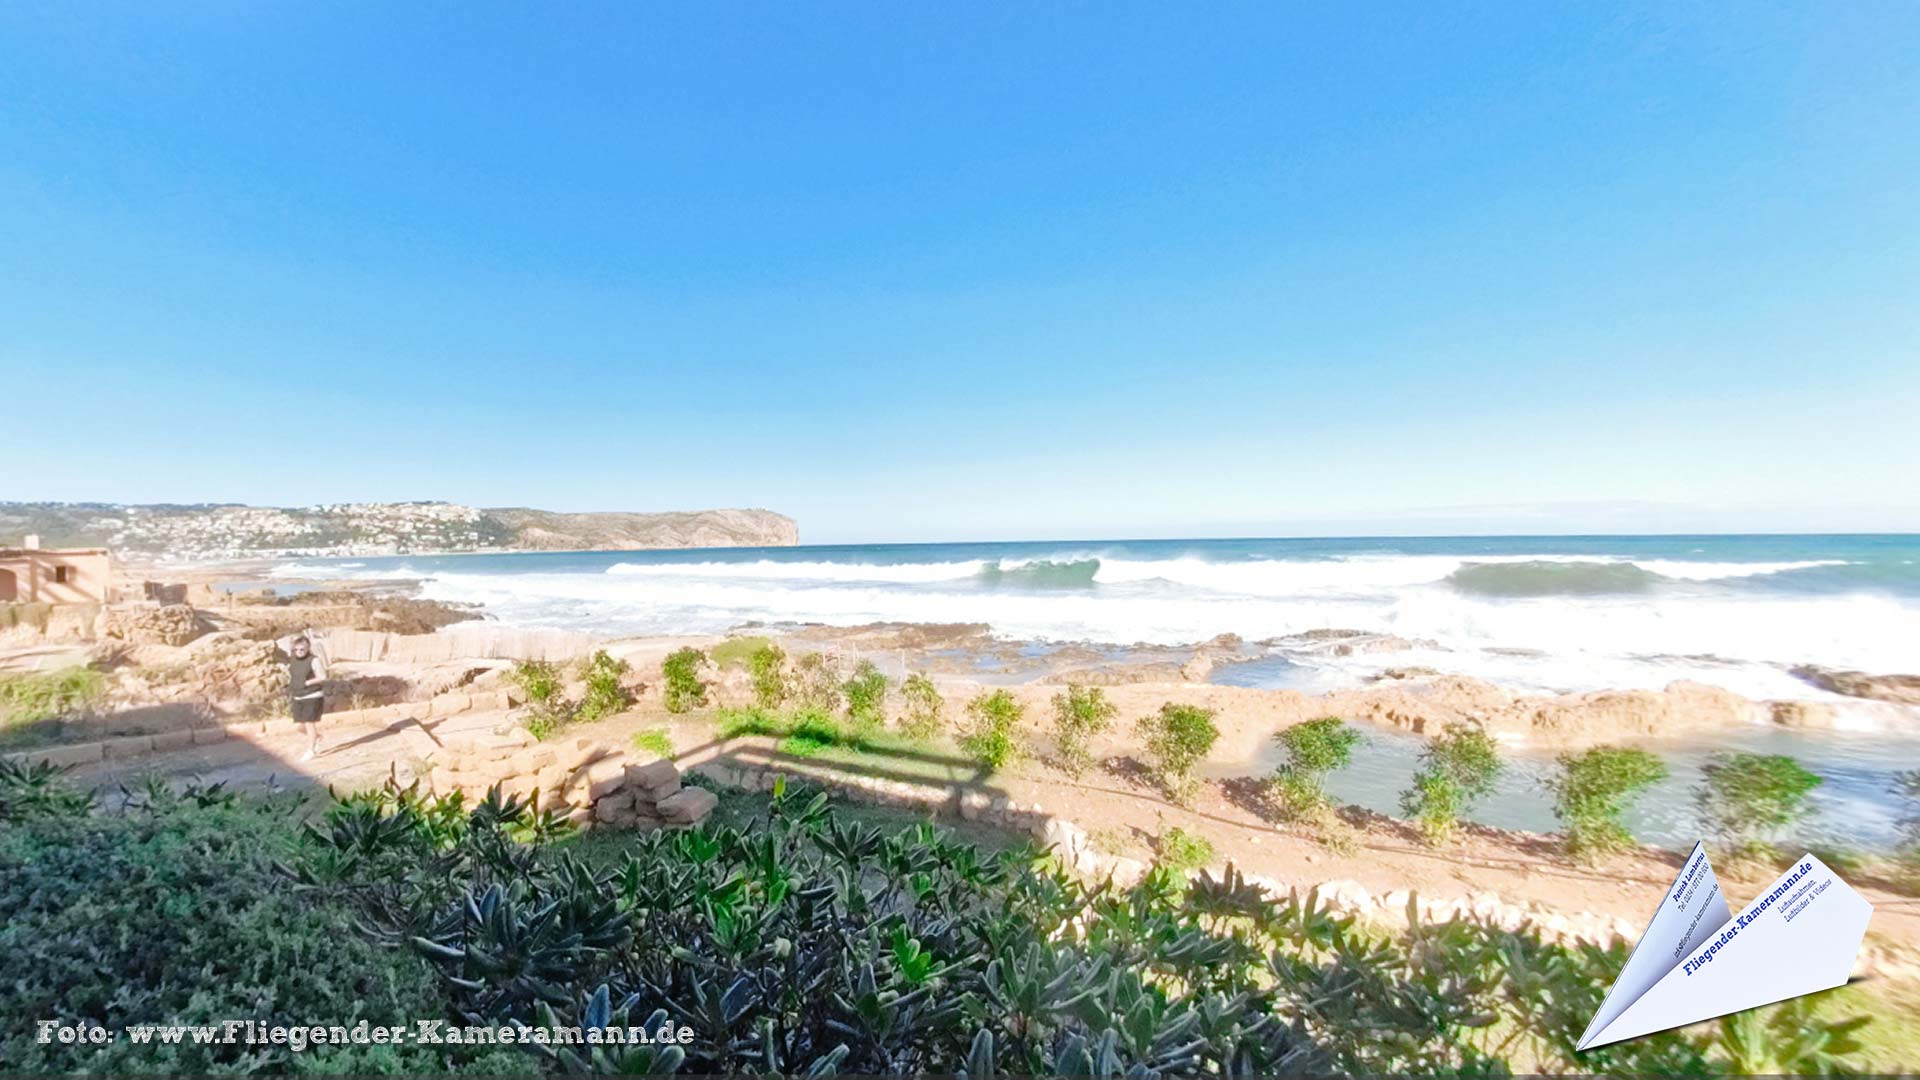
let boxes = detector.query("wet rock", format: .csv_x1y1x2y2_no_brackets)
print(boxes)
1790,664,1920,706
1769,700,1838,729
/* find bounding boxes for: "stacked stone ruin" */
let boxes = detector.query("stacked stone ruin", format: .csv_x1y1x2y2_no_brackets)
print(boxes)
425,729,717,831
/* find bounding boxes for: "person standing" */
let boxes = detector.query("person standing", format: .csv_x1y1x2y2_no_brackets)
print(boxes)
276,630,330,761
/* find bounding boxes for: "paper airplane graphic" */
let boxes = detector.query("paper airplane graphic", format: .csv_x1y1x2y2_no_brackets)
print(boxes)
1578,842,1874,1050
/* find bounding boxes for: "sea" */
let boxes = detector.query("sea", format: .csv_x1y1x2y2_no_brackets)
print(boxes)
274,533,1920,849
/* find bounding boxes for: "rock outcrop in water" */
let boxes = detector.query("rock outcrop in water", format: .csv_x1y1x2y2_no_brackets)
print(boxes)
1791,664,1920,706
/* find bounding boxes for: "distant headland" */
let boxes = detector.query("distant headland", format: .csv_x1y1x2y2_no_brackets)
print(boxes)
0,501,799,560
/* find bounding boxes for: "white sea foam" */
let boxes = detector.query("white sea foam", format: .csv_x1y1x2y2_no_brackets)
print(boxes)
266,545,1915,707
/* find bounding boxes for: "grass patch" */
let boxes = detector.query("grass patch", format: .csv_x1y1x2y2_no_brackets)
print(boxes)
630,727,673,758
0,666,106,727
709,635,773,670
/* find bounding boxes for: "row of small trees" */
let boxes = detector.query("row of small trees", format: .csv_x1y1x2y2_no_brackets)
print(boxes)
653,644,1907,869
1267,714,1834,863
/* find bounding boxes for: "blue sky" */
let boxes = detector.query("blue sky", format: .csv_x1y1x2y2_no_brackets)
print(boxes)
2,3,1916,543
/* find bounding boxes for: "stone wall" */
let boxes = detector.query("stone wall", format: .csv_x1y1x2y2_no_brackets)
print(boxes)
320,625,602,664
425,731,716,831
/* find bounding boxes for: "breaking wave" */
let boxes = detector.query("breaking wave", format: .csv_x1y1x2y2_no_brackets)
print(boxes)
1447,560,1662,596
975,558,1101,589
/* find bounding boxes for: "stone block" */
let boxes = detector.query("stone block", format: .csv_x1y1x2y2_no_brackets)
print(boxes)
471,689,512,712
594,794,635,823
656,786,718,824
101,734,155,759
553,737,602,773
8,741,105,769
564,805,595,829
511,746,557,773
428,692,472,717
149,729,195,753
191,726,228,746
624,758,680,798
584,755,629,800
497,774,539,802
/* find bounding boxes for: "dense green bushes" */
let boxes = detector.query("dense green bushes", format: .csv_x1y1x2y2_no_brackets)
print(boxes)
0,757,1885,1076
1270,716,1360,822
1549,746,1668,861
960,689,1025,770
660,647,709,713
1400,722,1504,846
1049,683,1116,777
899,672,944,738
841,659,889,730
746,640,789,708
0,781,523,1075
1698,752,1824,860
1137,702,1219,805
574,649,635,724
302,775,1873,1077
511,651,636,738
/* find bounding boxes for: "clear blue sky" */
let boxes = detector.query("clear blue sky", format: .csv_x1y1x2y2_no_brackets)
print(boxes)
3,3,1916,543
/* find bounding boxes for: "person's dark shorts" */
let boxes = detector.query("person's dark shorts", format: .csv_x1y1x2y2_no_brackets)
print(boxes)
292,696,324,723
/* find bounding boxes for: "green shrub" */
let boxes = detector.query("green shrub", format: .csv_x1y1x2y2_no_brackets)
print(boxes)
507,658,563,706
1156,825,1215,874
790,651,843,712
1399,723,1503,846
631,727,673,758
746,640,789,708
1137,702,1219,805
310,775,1861,1077
0,758,97,822
716,704,781,740
899,672,944,739
960,689,1024,771
1548,746,1668,861
1050,684,1116,777
660,647,709,713
573,649,634,723
0,793,525,1075
0,666,107,732
509,659,577,739
1264,716,1357,823
842,659,889,730
1698,752,1823,860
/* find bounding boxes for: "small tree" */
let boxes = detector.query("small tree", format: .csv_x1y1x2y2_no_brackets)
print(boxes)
1697,753,1823,860
790,652,843,713
574,650,634,724
842,660,889,731
1050,684,1117,777
899,673,944,740
510,659,573,740
1270,717,1362,823
1548,746,1668,861
960,690,1024,771
1137,702,1218,805
747,642,789,709
508,659,563,708
660,647,710,714
1399,723,1503,846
